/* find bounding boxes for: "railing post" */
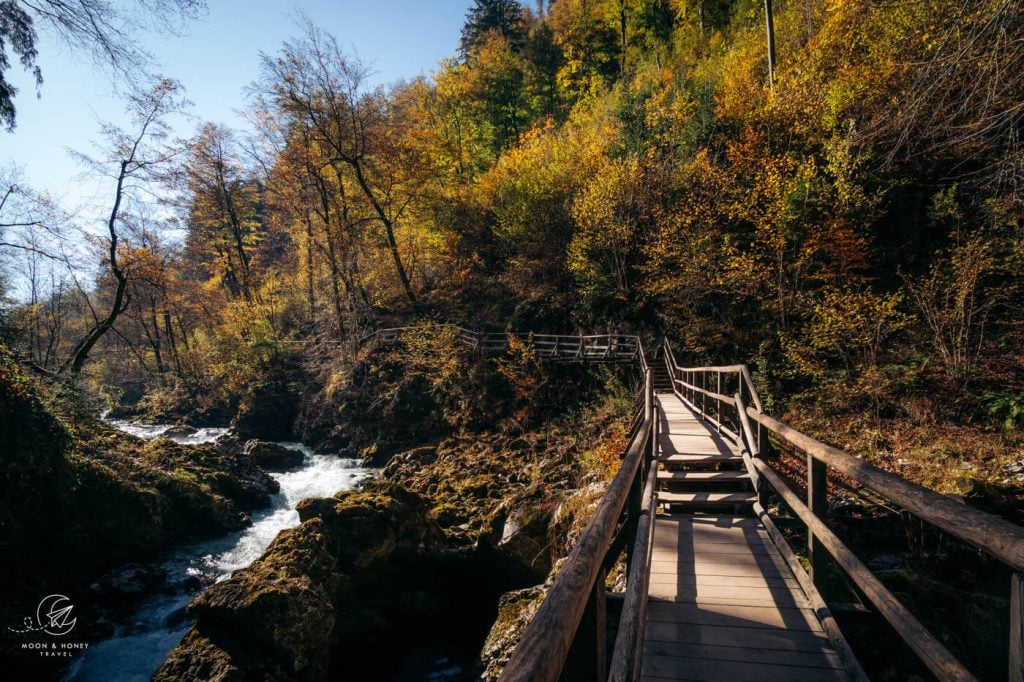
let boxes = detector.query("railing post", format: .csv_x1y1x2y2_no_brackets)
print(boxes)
651,403,658,462
737,391,766,511
645,368,653,425
716,371,722,433
1012,572,1023,682
594,567,608,682
808,454,828,588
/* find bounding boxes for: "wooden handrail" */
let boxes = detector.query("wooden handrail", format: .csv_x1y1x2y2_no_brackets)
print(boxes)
500,370,654,682
746,407,1024,570
692,362,1024,680
673,363,763,413
662,352,1021,679
751,457,976,680
674,379,732,405
358,331,1023,680
734,392,762,494
738,364,763,412
608,453,658,682
675,363,746,372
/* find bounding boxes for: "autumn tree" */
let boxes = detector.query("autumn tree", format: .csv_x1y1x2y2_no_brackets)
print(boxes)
181,123,263,301
60,78,187,376
257,21,425,310
465,31,536,153
263,117,374,337
568,154,647,304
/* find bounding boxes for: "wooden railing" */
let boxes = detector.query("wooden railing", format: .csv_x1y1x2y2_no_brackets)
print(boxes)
358,324,642,362
665,354,1024,682
500,369,657,682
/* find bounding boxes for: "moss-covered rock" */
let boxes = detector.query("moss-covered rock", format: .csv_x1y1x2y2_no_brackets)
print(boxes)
153,348,632,680
243,439,305,471
233,369,299,442
1,353,279,591
1,426,279,593
155,484,445,681
476,586,548,680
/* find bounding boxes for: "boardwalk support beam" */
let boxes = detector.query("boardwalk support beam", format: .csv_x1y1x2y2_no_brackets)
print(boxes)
1012,572,1023,682
808,453,828,588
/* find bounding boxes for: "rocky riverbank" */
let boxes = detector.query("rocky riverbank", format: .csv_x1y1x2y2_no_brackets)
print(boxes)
3,332,634,680
0,350,322,680
155,367,632,680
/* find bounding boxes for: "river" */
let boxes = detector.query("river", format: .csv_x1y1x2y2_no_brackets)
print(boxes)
63,423,371,681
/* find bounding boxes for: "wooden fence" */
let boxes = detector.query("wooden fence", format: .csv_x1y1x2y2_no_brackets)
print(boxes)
358,324,642,362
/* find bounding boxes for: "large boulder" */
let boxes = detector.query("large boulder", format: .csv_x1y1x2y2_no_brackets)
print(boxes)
495,499,556,579
214,433,243,456
145,438,281,512
0,348,286,680
243,440,305,471
155,485,445,681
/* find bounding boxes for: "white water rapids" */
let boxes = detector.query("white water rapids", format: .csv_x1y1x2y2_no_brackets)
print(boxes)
63,424,371,681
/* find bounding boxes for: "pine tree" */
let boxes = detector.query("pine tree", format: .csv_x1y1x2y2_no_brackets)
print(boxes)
459,0,526,58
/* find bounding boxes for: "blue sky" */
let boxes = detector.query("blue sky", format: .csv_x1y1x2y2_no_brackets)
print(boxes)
2,1,472,210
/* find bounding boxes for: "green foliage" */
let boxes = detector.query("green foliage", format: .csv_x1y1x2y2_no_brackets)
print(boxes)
982,391,1024,431
568,154,645,304
0,1,40,131
460,0,526,58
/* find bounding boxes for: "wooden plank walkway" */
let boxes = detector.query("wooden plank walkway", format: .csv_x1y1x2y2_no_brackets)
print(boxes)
640,394,849,681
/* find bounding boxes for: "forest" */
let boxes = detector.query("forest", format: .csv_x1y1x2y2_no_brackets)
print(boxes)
1,0,1023,680
4,0,1024,460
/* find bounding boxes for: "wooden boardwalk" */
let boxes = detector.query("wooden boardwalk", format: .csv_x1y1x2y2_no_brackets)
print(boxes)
641,394,849,681
500,347,1024,682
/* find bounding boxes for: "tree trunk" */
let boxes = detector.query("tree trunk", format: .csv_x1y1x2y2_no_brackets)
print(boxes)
322,230,347,338
305,214,316,321
347,159,419,310
63,161,131,376
765,0,777,91
163,310,182,375
148,303,165,376
619,0,628,73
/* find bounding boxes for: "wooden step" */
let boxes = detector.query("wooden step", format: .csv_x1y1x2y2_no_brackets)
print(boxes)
660,454,745,465
657,470,751,482
658,491,758,506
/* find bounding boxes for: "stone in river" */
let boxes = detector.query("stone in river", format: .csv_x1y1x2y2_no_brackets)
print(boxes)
243,440,305,471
